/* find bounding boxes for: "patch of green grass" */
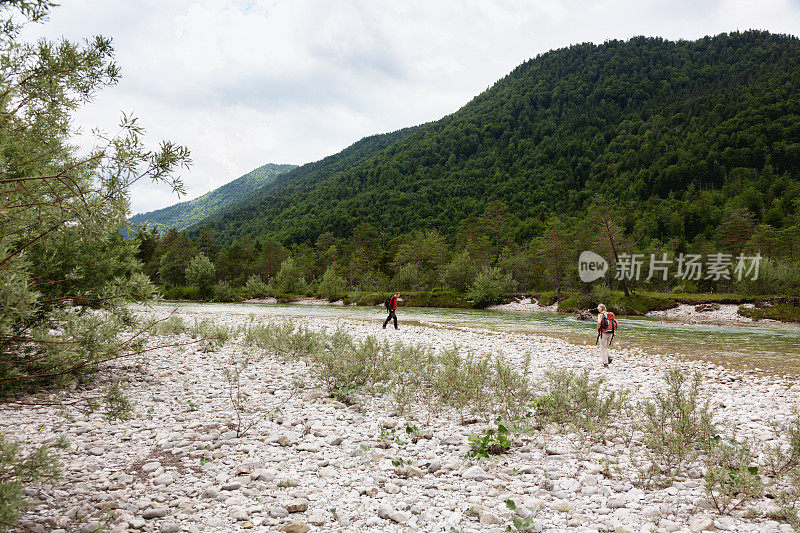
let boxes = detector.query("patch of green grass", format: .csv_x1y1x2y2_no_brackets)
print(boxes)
531,291,559,306
557,291,676,316
738,303,800,323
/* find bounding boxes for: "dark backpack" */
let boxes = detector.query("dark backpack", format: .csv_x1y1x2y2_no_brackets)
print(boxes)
384,296,392,311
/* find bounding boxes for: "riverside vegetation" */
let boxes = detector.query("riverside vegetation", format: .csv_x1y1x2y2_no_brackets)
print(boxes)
5,309,800,531
182,315,800,529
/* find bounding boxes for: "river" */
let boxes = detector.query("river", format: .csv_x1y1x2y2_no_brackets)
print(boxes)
145,302,800,375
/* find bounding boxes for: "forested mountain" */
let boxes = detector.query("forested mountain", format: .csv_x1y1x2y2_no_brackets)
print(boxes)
190,31,800,249
129,163,296,232
190,126,421,243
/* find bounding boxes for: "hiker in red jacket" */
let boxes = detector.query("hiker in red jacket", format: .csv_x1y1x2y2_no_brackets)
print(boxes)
596,303,617,367
383,293,400,330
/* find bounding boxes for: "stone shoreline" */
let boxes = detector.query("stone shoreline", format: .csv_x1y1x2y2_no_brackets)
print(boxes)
2,306,798,532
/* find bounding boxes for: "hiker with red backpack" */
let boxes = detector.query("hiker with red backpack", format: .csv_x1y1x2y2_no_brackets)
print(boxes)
383,292,400,330
596,303,617,367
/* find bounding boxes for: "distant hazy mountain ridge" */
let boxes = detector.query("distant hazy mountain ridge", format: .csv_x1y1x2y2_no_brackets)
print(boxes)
128,163,296,232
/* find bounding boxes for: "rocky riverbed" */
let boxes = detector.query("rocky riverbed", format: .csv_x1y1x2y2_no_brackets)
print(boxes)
2,305,799,533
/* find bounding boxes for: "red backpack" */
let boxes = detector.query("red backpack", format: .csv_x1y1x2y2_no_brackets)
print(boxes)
602,311,617,333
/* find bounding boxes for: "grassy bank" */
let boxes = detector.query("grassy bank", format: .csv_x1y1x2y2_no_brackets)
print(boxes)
738,302,800,323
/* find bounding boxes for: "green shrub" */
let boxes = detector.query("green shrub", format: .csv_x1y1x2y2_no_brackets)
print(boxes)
534,368,626,440
443,250,478,292
313,331,387,393
0,433,63,531
189,318,236,346
151,315,186,335
431,347,487,422
185,254,216,295
245,274,270,298
387,343,433,415
557,293,596,313
764,414,800,528
639,369,715,485
739,303,800,323
103,380,134,421
704,436,762,514
735,258,800,297
243,321,319,358
270,257,303,293
212,280,236,302
468,267,516,308
316,266,347,300
492,354,534,421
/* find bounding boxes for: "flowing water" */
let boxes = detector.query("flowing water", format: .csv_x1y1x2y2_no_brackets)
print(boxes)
149,302,800,376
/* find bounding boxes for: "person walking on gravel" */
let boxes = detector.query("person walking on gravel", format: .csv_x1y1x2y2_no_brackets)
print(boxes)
383,292,400,330
596,303,616,367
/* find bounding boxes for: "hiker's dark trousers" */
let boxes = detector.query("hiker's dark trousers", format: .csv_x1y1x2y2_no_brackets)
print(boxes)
383,310,397,329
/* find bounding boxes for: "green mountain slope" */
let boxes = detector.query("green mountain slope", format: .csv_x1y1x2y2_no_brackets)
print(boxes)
129,163,296,232
189,126,421,244
194,31,800,247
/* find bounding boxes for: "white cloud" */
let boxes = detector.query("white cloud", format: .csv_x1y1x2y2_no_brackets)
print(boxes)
21,0,800,214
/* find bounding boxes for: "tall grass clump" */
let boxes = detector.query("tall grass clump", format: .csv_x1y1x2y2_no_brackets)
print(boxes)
150,315,186,336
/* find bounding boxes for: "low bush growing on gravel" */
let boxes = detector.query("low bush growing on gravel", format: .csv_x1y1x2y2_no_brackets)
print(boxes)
492,354,534,421
103,380,134,421
387,344,434,415
763,414,800,528
151,315,186,335
639,369,716,486
313,331,390,393
431,348,492,422
188,318,236,343
534,368,626,441
703,436,763,514
0,433,65,531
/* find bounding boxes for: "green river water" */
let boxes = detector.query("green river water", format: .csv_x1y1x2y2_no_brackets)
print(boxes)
154,302,800,376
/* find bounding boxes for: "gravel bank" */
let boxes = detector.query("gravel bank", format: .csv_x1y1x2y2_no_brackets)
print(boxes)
2,306,798,533
646,303,754,323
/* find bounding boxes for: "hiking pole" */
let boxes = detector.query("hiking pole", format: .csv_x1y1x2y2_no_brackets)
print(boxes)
595,330,601,345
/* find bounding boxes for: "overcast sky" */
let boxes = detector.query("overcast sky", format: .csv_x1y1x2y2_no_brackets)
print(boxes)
24,0,800,215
